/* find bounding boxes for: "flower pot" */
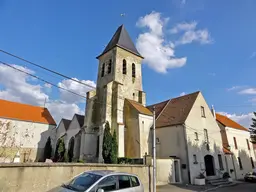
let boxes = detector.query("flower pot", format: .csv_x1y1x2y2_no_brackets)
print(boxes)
228,178,233,182
194,178,205,185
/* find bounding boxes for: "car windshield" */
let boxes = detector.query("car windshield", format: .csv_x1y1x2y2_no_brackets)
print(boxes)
63,172,103,191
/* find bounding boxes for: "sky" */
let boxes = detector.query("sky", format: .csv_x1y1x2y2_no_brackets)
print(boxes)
0,0,255,127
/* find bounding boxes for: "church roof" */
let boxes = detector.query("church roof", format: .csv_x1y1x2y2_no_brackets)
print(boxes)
0,99,56,125
126,99,153,116
97,25,143,59
147,91,200,128
74,114,84,127
216,113,248,131
61,119,71,131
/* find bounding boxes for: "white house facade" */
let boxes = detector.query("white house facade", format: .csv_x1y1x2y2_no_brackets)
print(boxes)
216,113,256,180
0,99,56,163
150,92,226,184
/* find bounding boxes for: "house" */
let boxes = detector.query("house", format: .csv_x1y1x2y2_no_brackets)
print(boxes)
148,91,225,184
0,99,56,162
54,114,84,162
82,24,153,163
216,113,256,180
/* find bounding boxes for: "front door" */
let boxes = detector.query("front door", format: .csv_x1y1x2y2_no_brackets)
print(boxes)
174,160,180,182
204,155,215,176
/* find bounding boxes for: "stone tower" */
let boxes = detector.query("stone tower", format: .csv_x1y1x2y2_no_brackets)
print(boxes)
83,25,146,162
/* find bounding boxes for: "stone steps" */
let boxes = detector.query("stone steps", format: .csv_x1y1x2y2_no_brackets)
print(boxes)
207,178,232,186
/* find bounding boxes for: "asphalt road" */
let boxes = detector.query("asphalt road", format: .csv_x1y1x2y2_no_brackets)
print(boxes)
212,183,256,192
157,182,256,192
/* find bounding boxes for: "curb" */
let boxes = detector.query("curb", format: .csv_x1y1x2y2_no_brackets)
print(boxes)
201,183,238,192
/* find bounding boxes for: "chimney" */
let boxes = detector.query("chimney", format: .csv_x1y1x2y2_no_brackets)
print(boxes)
211,105,216,119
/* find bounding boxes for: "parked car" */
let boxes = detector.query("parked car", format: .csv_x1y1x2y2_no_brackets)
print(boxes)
47,170,144,192
244,171,256,182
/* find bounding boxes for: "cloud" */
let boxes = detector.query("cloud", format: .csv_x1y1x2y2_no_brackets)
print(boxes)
136,11,187,73
46,101,83,123
58,78,96,103
180,92,186,96
170,21,213,45
249,51,256,59
227,86,246,91
0,63,95,124
218,112,253,128
239,88,256,95
0,64,49,106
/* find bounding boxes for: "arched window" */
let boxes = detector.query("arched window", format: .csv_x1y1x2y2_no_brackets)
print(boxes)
107,59,112,74
101,63,105,77
132,63,136,78
123,59,127,74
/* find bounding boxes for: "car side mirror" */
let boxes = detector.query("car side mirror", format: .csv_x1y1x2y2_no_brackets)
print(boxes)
97,189,104,192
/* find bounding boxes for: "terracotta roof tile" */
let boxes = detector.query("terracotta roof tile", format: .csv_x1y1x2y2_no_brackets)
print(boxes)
148,91,200,128
0,99,56,125
216,113,248,131
126,99,153,116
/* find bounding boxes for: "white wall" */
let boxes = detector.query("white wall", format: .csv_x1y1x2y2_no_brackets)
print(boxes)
185,92,224,183
0,117,55,161
138,114,153,158
156,158,182,185
225,127,256,179
155,125,189,183
66,116,81,149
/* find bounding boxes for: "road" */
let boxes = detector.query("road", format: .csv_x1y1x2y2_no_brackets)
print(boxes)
212,183,256,192
157,183,256,192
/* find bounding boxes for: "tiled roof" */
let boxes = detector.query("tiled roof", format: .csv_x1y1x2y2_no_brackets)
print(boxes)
147,91,200,128
75,114,84,127
62,119,71,131
216,113,248,131
97,25,143,59
126,99,153,116
0,99,56,125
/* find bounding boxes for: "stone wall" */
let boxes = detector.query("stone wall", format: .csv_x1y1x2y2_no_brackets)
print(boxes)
0,163,152,192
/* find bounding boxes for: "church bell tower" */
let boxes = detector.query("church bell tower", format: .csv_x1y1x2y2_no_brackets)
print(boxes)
89,24,146,160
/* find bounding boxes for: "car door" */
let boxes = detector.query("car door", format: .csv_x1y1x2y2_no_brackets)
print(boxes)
95,175,118,192
116,175,143,192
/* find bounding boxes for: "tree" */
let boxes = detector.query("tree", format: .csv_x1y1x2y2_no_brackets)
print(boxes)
250,112,256,143
102,121,112,163
43,137,52,161
56,137,66,162
110,130,118,164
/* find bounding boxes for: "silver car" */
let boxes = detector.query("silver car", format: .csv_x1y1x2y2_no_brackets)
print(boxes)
47,170,144,192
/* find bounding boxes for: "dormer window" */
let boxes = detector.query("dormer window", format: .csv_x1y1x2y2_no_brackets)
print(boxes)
132,63,136,78
101,63,105,77
123,59,127,74
107,59,112,74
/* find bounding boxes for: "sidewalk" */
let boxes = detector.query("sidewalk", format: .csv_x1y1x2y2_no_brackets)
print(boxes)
157,182,240,192
157,184,215,192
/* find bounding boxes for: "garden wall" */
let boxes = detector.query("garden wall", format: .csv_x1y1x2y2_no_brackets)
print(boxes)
0,163,152,192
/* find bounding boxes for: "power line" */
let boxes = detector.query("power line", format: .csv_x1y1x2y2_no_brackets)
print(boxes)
0,61,87,100
1,50,254,110
0,49,96,90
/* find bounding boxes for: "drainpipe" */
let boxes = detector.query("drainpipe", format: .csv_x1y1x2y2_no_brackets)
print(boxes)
183,123,191,184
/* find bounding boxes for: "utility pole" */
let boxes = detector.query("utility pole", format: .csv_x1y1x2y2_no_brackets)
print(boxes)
152,106,156,192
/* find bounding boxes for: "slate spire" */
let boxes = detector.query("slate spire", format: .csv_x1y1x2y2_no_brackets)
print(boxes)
97,25,143,59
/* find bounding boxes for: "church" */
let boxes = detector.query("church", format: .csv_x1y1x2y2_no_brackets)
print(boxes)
80,25,153,163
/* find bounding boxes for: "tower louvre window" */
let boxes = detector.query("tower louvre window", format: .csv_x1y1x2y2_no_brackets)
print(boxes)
132,63,136,78
123,59,127,74
101,63,105,77
107,59,112,74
